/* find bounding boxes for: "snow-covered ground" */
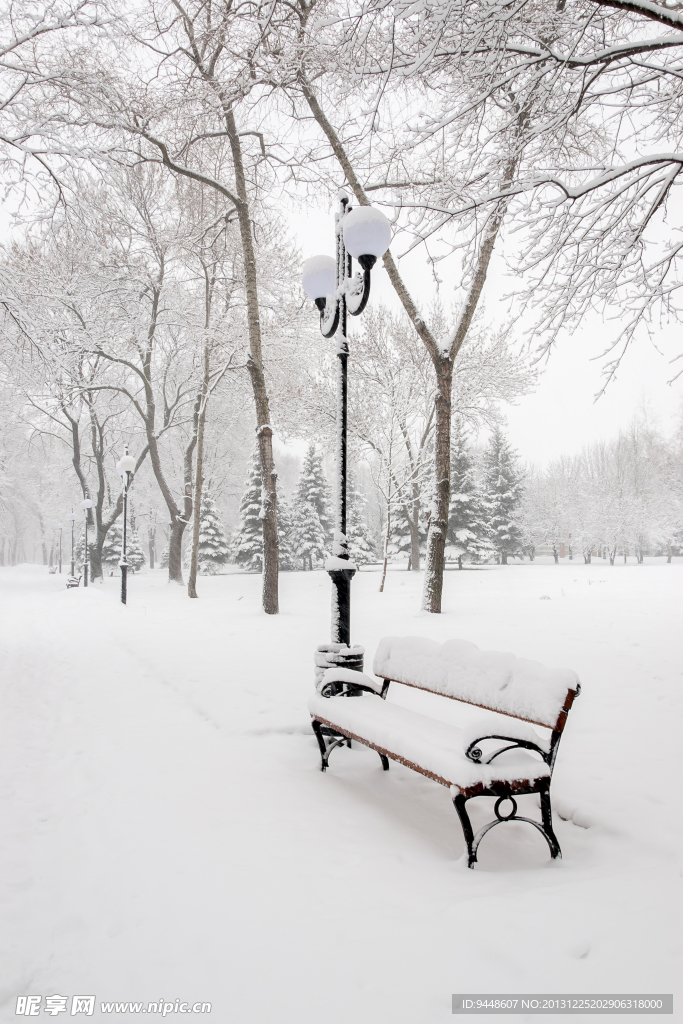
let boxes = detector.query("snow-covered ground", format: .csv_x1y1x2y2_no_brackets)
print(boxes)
0,562,680,1022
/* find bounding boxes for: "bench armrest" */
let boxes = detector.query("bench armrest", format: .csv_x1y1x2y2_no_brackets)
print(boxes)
465,735,550,766
318,667,390,699
319,680,389,698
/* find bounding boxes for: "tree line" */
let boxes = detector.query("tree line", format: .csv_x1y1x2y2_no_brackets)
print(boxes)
1,0,682,609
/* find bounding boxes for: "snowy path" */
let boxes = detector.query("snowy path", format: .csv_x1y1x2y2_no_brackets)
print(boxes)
0,563,679,1022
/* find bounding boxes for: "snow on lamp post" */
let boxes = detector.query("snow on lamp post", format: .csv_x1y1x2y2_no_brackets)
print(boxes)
302,195,391,653
68,510,77,576
58,524,63,574
81,499,93,587
117,449,136,606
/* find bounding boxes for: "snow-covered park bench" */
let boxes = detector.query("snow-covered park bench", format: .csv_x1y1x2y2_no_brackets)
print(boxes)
309,637,581,868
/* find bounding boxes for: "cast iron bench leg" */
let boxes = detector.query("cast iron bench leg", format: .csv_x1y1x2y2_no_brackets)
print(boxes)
452,793,477,868
312,720,329,771
540,789,562,859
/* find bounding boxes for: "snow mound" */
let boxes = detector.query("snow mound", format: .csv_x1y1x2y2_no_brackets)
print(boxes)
373,636,579,728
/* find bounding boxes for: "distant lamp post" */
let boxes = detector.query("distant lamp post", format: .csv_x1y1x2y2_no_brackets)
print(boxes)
302,194,391,649
68,510,77,576
58,524,63,574
81,499,93,587
117,449,136,605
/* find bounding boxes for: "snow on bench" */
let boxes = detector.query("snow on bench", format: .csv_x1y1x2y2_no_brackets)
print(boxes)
373,636,579,731
309,636,581,868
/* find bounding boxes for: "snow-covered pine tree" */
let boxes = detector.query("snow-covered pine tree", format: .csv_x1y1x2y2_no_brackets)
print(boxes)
346,483,376,565
291,501,327,570
191,493,231,575
101,520,122,575
296,443,333,542
126,529,146,572
72,533,85,574
482,426,524,564
387,503,412,563
447,420,492,567
277,497,297,570
232,451,264,571
159,545,169,569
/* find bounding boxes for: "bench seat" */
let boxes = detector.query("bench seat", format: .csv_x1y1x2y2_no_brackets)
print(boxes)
308,691,550,794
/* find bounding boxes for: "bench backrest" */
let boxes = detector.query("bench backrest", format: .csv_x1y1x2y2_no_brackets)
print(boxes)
373,636,580,732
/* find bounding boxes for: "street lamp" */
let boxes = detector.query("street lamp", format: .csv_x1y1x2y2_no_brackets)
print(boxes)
81,499,93,587
117,449,136,605
58,524,63,574
302,194,391,663
68,509,77,576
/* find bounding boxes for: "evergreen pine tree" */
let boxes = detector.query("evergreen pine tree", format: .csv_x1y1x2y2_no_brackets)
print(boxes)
101,520,122,575
482,426,524,564
126,529,146,572
232,451,264,571
159,545,169,569
277,497,297,570
346,483,376,565
291,501,327,570
387,500,411,561
72,533,85,574
447,420,493,567
387,492,429,567
295,443,333,541
193,493,230,575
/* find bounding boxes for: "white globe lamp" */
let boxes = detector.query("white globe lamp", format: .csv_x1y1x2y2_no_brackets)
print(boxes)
342,207,391,269
302,256,337,309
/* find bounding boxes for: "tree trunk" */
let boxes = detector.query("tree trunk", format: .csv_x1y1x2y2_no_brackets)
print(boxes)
168,518,186,582
422,364,452,610
458,555,463,570
221,111,278,614
149,527,155,570
188,344,210,599
91,527,105,581
667,541,672,563
379,507,391,593
409,516,421,573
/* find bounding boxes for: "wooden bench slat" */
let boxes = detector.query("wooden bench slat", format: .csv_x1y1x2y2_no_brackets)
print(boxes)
308,692,550,792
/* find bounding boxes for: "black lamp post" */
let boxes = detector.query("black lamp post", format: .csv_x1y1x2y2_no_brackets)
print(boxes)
81,498,93,587
58,524,63,574
303,193,391,652
68,509,77,575
117,449,136,605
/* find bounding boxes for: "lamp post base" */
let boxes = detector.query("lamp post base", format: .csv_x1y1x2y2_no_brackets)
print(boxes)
120,563,128,605
314,642,364,695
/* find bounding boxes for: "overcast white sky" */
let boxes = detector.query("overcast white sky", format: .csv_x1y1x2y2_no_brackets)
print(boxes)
293,201,682,467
